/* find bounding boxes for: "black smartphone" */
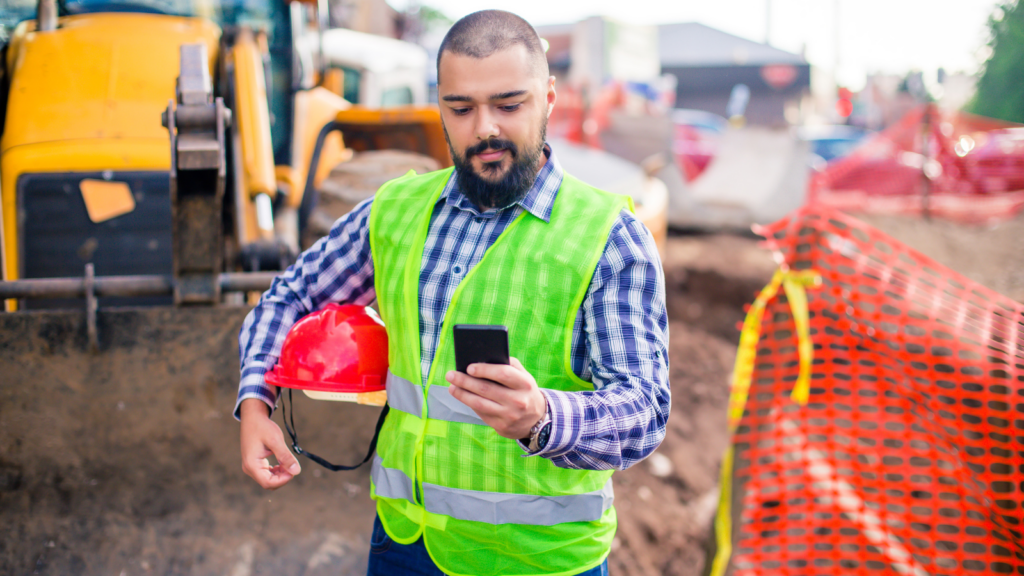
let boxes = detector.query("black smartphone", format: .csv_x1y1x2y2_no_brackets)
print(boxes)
453,324,510,374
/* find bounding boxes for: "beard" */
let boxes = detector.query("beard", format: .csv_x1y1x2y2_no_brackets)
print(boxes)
446,117,547,211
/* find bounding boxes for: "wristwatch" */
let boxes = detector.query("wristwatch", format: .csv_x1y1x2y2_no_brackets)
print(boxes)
522,408,552,453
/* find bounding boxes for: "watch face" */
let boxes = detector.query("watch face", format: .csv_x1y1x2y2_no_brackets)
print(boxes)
537,422,552,451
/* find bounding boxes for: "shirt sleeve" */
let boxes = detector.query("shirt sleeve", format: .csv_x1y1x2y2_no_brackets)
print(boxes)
524,209,671,470
234,198,377,419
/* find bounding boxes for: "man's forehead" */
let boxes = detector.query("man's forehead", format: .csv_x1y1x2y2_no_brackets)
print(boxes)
438,45,544,94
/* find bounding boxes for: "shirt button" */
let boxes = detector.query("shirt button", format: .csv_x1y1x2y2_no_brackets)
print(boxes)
453,265,462,274
474,217,483,223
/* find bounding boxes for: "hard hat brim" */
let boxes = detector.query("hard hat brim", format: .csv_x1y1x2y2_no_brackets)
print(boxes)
266,368,386,394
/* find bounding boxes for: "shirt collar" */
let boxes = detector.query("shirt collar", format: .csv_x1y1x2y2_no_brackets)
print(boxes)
443,143,563,223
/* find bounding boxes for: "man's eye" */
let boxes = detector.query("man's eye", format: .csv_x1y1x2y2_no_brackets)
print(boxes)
500,104,521,112
451,108,471,116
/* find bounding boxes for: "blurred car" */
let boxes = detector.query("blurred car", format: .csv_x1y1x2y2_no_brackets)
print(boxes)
812,126,1024,198
671,108,729,135
671,109,728,181
962,127,1024,193
798,125,870,170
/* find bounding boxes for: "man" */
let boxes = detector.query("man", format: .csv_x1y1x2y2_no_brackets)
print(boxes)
236,10,669,576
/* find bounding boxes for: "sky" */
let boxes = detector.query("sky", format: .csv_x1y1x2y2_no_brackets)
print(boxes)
392,0,1002,90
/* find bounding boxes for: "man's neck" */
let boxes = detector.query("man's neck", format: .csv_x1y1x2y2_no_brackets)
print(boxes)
534,150,548,173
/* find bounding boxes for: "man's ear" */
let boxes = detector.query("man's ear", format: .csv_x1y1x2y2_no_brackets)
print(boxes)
546,76,557,118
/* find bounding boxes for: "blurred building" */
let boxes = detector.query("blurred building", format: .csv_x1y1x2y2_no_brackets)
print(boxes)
536,23,574,81
331,0,401,38
537,18,662,90
852,69,976,131
937,71,977,112
659,23,810,126
857,73,917,130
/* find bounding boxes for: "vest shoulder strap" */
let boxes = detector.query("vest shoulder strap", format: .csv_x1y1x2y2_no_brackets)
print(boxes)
559,171,636,216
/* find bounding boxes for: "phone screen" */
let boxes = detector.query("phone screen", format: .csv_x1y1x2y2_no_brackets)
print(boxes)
453,324,510,374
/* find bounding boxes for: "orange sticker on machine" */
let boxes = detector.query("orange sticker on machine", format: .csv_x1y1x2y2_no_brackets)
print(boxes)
79,179,135,223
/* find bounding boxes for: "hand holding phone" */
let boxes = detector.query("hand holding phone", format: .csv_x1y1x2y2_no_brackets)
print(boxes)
447,327,546,439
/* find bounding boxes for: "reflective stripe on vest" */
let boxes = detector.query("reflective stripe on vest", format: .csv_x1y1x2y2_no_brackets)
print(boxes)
385,371,423,417
372,456,615,526
386,370,485,426
371,454,415,503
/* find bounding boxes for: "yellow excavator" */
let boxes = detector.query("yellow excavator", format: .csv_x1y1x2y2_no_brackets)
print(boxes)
0,0,449,569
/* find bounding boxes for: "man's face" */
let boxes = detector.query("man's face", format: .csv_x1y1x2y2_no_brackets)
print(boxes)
437,45,556,209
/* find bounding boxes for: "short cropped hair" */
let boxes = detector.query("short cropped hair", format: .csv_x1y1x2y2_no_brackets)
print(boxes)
437,10,548,82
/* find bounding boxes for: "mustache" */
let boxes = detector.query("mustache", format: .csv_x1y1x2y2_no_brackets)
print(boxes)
464,138,518,160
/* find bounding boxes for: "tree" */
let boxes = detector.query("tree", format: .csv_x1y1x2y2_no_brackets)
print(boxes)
968,1,1024,123
416,5,453,33
395,4,452,45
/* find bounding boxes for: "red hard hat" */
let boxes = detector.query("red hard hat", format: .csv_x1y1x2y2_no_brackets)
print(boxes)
265,304,388,403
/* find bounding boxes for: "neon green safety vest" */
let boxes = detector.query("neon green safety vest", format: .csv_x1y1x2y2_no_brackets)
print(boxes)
368,166,632,576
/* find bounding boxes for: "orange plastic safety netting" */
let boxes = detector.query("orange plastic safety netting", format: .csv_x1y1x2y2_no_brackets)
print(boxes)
808,104,1024,225
710,205,1024,576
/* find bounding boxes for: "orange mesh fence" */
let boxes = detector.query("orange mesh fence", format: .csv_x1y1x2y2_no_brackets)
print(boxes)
710,205,1024,576
808,104,1024,224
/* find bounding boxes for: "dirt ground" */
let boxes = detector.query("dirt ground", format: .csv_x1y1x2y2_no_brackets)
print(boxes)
854,211,1024,304
3,208,1022,576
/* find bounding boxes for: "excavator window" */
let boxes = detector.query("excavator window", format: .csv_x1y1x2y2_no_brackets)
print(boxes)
381,86,414,107
0,0,36,41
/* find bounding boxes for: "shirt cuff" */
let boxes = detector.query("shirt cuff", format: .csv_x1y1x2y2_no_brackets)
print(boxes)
233,368,279,421
517,388,583,457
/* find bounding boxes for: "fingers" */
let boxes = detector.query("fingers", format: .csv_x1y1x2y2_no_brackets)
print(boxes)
447,377,506,415
243,442,298,490
263,466,295,489
446,362,546,439
252,458,295,490
464,359,534,391
240,410,300,490
242,447,288,490
265,426,302,477
446,369,510,400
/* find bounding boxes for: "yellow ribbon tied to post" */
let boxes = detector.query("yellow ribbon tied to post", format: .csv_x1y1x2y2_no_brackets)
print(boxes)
710,268,821,576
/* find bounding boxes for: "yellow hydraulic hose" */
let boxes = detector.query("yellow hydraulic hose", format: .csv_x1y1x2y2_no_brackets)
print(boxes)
232,28,276,202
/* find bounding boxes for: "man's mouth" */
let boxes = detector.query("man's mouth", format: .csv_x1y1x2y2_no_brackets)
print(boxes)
475,148,507,162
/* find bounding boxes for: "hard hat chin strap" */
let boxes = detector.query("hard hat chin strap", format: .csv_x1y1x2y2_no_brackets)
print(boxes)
281,388,389,471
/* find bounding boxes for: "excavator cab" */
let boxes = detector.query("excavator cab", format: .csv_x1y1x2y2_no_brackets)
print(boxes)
0,0,448,311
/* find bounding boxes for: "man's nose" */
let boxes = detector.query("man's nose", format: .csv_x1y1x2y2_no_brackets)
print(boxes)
474,107,499,141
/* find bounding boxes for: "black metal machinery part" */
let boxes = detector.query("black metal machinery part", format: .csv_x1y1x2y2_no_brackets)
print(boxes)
0,266,277,352
163,43,229,306
0,270,278,300
17,170,176,309
298,119,437,237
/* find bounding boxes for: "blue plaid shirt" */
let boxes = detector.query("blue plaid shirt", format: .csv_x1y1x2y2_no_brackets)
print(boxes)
236,144,670,471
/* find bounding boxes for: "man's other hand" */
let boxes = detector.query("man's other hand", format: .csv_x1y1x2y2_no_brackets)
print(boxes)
239,398,301,489
446,357,546,440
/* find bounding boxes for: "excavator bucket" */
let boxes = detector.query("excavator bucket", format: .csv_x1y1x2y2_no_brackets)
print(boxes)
330,106,452,169
298,105,452,246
